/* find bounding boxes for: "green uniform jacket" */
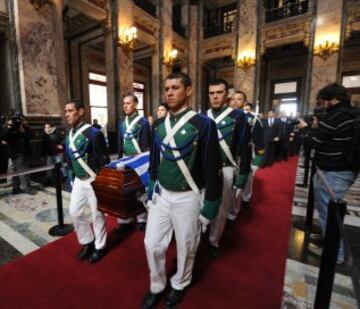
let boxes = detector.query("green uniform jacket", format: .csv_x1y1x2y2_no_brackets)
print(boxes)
148,107,223,220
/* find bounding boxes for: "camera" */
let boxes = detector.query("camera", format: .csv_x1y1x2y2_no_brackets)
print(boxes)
8,112,24,130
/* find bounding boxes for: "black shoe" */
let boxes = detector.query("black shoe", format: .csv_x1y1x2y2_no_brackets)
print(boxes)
226,218,236,229
164,288,185,308
77,242,94,261
12,188,23,195
115,223,133,234
242,199,251,209
88,248,106,263
141,290,163,309
137,222,146,231
209,244,220,259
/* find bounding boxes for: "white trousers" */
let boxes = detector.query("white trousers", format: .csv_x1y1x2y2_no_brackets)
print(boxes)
69,177,107,249
227,165,259,221
117,212,147,224
241,165,259,202
209,167,235,247
144,185,202,293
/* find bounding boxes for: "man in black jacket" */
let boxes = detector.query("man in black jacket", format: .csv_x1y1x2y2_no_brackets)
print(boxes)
262,110,280,166
298,83,359,264
277,112,294,161
3,114,34,194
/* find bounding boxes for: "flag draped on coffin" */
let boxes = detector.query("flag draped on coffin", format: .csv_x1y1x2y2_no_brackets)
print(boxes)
107,152,150,187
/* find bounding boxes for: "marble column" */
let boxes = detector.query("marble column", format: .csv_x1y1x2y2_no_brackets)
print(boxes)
10,0,67,117
151,43,161,114
117,0,134,109
234,0,258,102
308,0,344,111
160,0,173,89
104,0,116,131
188,2,199,109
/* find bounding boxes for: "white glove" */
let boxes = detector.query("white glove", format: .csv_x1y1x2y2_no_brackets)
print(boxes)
235,188,241,199
199,214,210,233
145,200,152,211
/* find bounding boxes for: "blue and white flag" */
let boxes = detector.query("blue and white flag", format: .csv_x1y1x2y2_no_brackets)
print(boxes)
107,152,150,187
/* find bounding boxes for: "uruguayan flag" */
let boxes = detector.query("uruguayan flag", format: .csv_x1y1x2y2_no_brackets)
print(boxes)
107,152,150,187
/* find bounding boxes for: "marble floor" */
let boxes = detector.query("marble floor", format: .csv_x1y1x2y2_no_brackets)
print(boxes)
1,155,359,308
0,181,72,266
282,156,360,309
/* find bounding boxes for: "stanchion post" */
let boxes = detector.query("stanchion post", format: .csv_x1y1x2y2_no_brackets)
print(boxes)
293,160,321,234
49,162,74,236
314,199,347,309
304,160,317,234
302,146,311,188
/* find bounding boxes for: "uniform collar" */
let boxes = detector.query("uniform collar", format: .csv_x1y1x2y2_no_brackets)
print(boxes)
169,106,192,122
127,110,139,121
72,121,86,133
212,104,228,116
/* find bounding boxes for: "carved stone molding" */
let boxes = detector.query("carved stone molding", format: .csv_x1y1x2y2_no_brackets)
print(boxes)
201,32,235,61
261,17,312,52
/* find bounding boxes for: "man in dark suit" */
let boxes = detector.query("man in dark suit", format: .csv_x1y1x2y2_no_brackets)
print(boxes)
261,110,280,166
277,112,294,161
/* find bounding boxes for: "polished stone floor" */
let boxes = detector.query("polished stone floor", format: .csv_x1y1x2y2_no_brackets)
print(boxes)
282,156,360,309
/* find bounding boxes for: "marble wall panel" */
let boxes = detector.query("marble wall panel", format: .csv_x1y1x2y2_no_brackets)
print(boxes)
14,0,65,116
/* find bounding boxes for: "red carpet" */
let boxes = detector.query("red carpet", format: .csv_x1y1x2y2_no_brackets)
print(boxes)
0,157,298,308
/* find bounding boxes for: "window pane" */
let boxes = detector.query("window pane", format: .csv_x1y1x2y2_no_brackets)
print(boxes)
342,75,360,88
89,73,107,83
91,107,108,127
134,91,144,110
274,82,297,94
89,84,107,107
279,103,297,117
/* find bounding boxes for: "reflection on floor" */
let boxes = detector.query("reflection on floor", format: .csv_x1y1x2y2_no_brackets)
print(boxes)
282,156,360,309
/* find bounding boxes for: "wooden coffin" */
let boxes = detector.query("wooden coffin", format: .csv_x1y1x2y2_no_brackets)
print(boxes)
92,167,145,219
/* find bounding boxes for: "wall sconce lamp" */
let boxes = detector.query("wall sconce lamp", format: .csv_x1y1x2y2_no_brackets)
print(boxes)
163,49,179,68
118,26,137,52
313,41,340,61
29,0,52,10
236,55,256,72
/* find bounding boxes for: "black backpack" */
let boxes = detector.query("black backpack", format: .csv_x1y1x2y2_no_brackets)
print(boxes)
345,108,360,170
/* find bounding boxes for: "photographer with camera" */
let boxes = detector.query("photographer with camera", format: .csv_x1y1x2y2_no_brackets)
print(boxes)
3,112,35,195
297,83,359,264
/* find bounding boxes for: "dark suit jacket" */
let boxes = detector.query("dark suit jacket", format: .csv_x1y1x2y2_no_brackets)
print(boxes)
262,118,281,144
279,118,294,141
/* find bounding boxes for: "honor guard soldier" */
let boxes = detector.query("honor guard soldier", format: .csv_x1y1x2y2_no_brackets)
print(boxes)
228,103,265,217
142,72,223,308
117,94,151,232
64,99,109,263
207,79,251,258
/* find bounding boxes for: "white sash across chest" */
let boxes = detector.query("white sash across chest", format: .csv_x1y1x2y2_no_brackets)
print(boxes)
163,110,200,194
69,123,96,178
125,115,142,154
207,107,237,167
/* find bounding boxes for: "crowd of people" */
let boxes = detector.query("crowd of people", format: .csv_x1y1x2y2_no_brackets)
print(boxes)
1,72,358,308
